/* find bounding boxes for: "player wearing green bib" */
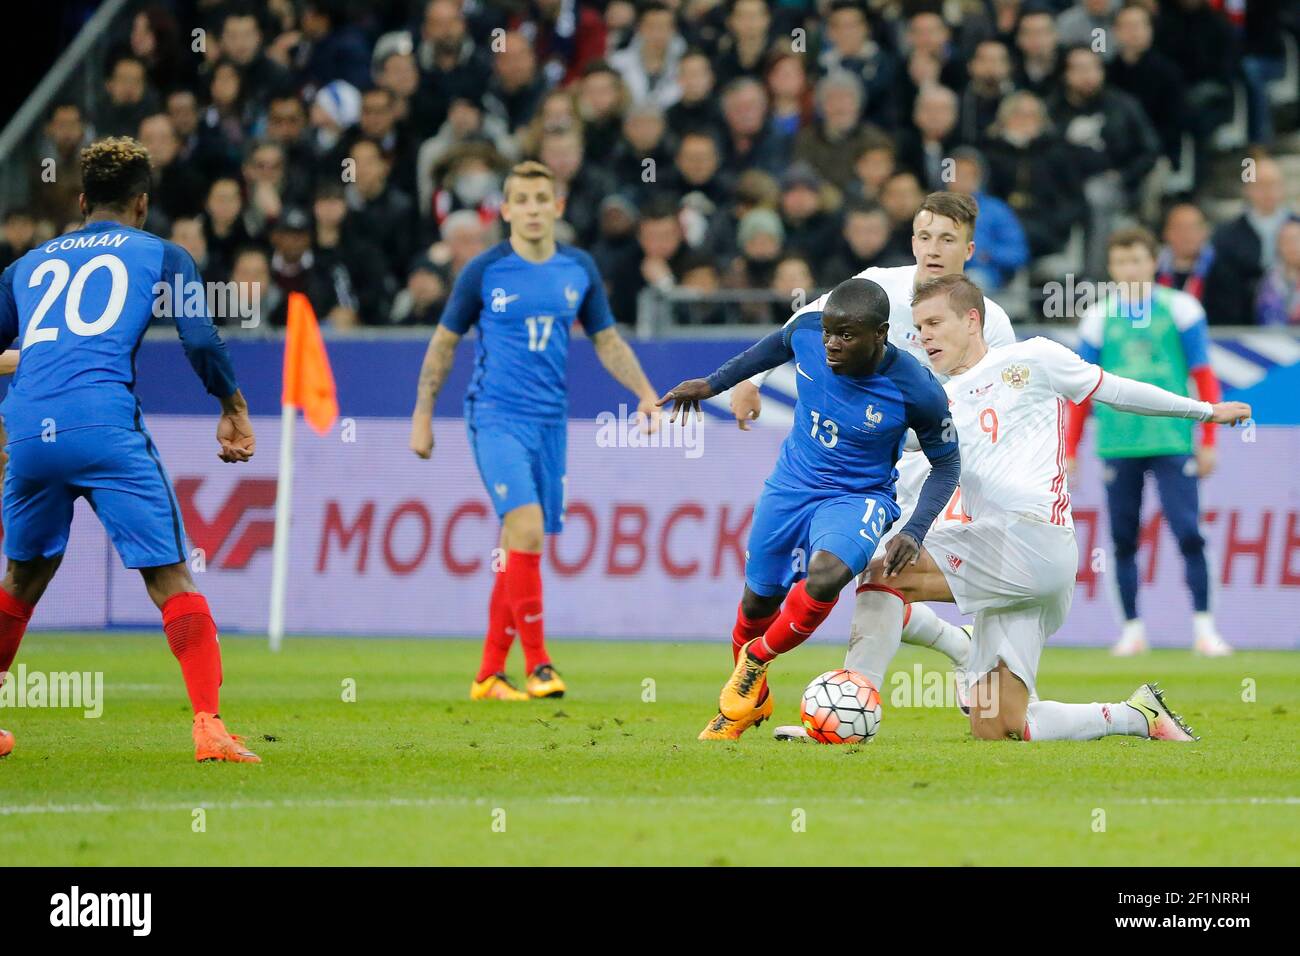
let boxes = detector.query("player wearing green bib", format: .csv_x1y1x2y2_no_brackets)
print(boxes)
1066,228,1231,656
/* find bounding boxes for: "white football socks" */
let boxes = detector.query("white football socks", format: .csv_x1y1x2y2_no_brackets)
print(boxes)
843,587,906,690
1192,611,1217,641
1024,700,1150,740
900,602,970,667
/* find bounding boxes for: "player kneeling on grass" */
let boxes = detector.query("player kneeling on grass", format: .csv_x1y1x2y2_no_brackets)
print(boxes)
658,277,961,740
840,274,1250,743
0,138,259,763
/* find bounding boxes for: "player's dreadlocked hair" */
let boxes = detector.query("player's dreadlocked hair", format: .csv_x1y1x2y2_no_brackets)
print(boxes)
80,137,152,212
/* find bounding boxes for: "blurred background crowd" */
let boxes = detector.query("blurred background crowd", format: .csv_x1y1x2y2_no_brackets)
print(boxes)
2,0,1299,330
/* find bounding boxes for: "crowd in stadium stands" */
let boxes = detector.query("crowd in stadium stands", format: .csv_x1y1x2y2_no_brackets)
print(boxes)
0,0,1298,329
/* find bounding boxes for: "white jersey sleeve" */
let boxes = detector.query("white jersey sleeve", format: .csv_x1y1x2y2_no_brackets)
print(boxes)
1021,336,1104,404
982,297,1016,349
1093,371,1213,420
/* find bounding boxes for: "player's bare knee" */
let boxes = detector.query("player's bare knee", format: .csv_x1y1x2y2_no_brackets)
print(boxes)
805,552,852,602
140,563,196,608
741,587,782,620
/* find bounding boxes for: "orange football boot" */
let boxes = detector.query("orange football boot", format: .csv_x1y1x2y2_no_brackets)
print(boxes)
193,712,261,763
0,728,13,758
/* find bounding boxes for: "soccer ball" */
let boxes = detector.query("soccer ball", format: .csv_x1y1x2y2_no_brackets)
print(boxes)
800,669,882,744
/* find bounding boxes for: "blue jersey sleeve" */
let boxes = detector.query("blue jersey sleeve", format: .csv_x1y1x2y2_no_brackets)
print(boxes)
704,318,806,393
439,255,488,335
901,369,961,543
0,262,17,353
162,242,237,399
574,249,616,335
1178,317,1210,368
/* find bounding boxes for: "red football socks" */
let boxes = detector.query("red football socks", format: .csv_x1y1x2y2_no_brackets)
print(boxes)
476,572,516,682
162,592,222,715
732,603,779,700
752,581,838,661
0,587,35,681
503,550,548,673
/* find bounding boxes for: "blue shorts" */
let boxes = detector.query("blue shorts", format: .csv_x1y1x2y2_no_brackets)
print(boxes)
3,425,188,569
744,482,900,597
466,409,567,534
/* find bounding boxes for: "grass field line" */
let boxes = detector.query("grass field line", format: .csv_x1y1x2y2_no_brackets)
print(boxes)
3,794,1298,817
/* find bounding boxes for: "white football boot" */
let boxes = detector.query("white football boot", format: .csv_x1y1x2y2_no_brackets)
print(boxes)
1110,619,1150,656
1192,613,1233,657
1125,682,1199,741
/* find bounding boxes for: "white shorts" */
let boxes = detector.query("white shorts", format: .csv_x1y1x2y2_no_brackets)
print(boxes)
923,514,1077,699
868,451,963,564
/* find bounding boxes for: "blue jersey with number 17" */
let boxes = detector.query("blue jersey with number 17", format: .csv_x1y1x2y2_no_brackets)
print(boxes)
0,220,237,441
772,311,956,498
439,241,615,421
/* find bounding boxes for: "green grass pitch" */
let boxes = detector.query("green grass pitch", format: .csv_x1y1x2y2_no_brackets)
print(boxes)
1,633,1297,866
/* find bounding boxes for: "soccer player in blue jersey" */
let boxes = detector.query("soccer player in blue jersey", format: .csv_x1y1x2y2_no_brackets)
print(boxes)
658,277,962,739
0,138,259,763
409,160,659,701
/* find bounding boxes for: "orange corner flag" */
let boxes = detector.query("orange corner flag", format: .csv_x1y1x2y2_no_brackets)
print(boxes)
283,292,339,435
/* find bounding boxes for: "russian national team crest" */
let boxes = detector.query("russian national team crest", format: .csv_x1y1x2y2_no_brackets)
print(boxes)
1001,363,1031,389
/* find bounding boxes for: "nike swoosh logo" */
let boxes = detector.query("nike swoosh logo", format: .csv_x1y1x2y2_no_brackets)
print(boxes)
796,363,814,382
523,613,543,624
789,623,811,636
497,294,520,305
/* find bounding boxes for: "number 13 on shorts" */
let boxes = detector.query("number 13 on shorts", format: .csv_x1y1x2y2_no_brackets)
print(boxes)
858,495,893,550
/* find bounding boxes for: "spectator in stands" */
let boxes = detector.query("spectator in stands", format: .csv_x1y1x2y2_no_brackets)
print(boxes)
298,0,373,91
1051,46,1159,277
879,170,926,259
201,177,250,285
668,48,725,134
608,102,673,200
714,0,775,88
765,44,813,136
576,61,629,161
772,253,818,302
167,88,235,182
982,91,1086,258
727,208,785,318
430,208,492,280
226,245,278,329
97,54,158,139
30,103,87,228
948,147,1029,291
428,141,505,242
0,210,38,270
1156,203,1214,302
125,6,189,94
896,84,961,191
821,199,910,283
1108,4,1185,164
895,11,968,117
374,41,420,126
415,98,515,222
1256,220,1300,326
1154,0,1235,152
484,31,548,132
240,140,300,238
846,131,897,202
664,130,732,211
1056,0,1119,59
269,207,359,328
217,8,292,112
345,138,417,278
794,71,882,191
674,251,728,325
348,86,418,196
819,1,900,129
390,257,447,325
204,60,255,152
314,180,395,325
1205,154,1299,326
720,77,791,176
508,0,608,86
1239,0,1288,145
309,78,361,159
778,162,838,262
517,88,581,158
169,217,208,273
139,113,208,222
591,193,641,285
540,128,616,247
960,39,1014,144
1013,7,1062,100
604,196,689,323
264,93,316,178
608,1,686,109
413,0,493,138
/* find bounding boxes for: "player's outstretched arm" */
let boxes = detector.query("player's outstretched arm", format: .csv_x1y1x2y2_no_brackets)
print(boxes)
1093,372,1250,426
217,389,255,462
410,324,462,459
590,327,660,433
656,325,795,425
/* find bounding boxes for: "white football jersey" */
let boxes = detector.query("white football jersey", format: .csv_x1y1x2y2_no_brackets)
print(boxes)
943,337,1103,527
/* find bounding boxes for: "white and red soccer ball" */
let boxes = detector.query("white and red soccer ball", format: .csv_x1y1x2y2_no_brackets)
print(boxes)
800,669,882,744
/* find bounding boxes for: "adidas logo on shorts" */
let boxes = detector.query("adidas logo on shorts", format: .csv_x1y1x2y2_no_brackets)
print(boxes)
947,554,963,572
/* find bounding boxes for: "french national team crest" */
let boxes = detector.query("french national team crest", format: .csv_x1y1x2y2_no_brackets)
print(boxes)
864,404,883,428
564,284,580,309
1001,363,1031,389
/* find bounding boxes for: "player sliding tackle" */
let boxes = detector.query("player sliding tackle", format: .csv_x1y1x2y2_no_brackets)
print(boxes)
658,277,961,740
837,274,1250,743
